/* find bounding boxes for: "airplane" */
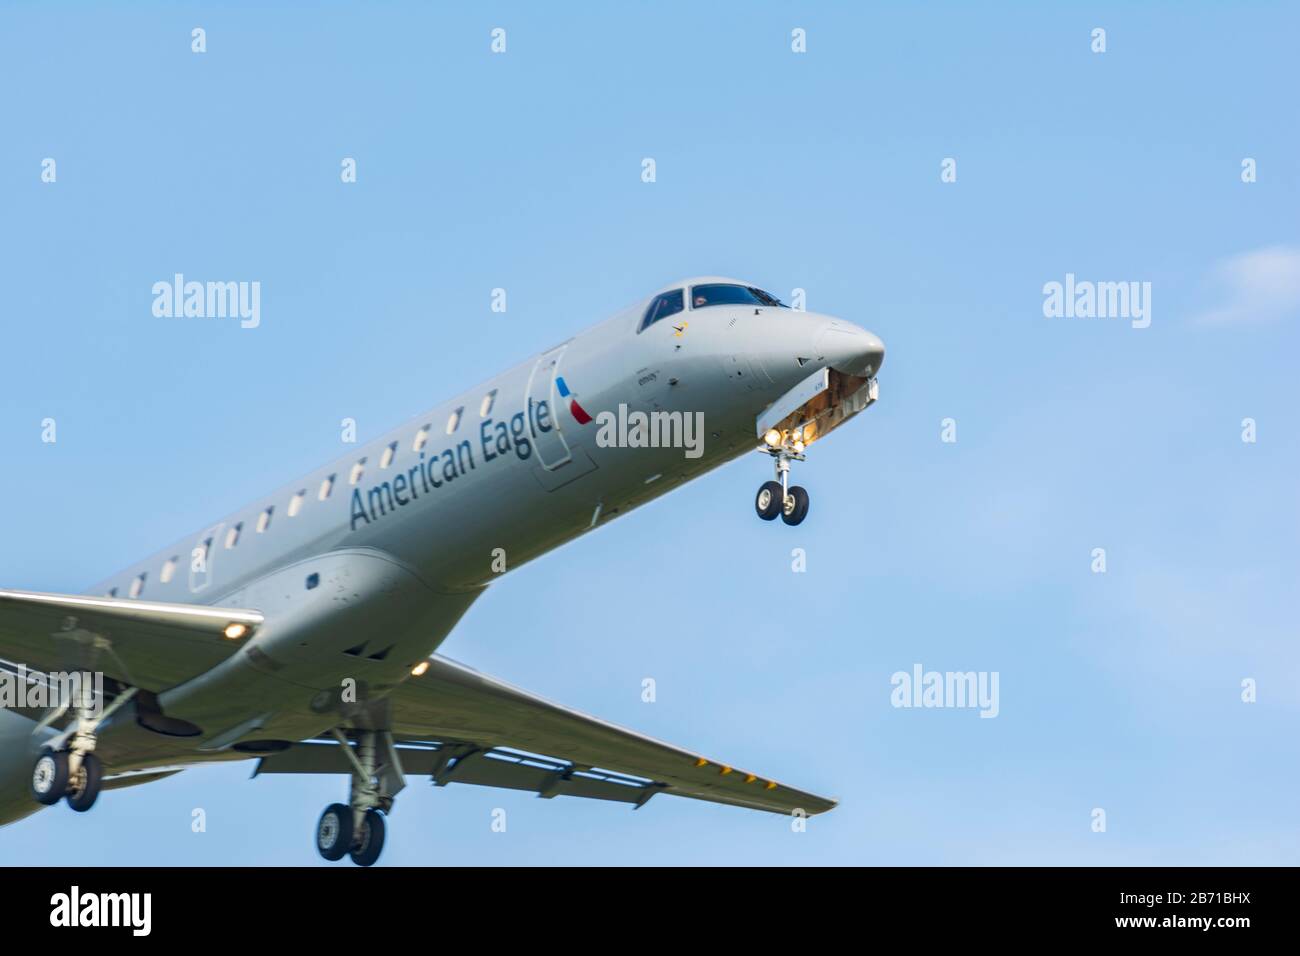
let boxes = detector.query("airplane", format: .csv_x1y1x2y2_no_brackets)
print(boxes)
0,277,884,865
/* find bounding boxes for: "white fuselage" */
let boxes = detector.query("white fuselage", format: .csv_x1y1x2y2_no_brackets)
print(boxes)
0,277,884,825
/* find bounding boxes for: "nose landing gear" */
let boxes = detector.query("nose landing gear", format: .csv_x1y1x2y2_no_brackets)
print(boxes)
781,485,810,525
754,442,810,526
754,481,784,520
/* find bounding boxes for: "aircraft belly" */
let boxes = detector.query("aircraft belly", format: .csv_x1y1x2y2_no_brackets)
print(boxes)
152,550,482,751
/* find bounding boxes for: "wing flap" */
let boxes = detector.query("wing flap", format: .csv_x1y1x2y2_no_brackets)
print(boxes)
254,740,664,807
383,656,836,816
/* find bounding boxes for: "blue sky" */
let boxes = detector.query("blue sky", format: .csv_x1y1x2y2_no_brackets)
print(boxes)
2,1,1297,865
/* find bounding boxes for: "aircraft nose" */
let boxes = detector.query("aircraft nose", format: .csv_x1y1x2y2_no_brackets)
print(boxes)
815,324,886,378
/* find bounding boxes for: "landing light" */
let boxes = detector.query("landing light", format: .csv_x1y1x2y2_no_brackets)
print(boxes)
802,421,817,441
411,661,430,677
223,623,249,640
763,429,782,447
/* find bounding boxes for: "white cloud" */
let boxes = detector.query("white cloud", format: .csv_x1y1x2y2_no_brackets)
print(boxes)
1195,245,1300,324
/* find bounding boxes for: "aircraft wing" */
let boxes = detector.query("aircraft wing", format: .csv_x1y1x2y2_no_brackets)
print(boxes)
258,655,837,816
0,588,263,691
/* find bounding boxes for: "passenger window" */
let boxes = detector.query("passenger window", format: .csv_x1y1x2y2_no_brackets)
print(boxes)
349,458,367,485
160,557,177,584
480,390,497,417
129,573,146,598
412,426,430,453
257,508,273,533
639,289,685,332
319,474,335,501
225,523,243,549
288,491,305,517
380,442,397,469
446,407,463,434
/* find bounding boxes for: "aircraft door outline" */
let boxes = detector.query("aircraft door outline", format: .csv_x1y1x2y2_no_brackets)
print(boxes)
525,345,575,471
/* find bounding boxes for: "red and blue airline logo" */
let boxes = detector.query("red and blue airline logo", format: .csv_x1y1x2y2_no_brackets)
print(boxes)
555,376,592,425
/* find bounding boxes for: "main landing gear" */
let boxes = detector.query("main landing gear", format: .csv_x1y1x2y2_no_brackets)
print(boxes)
315,727,404,867
754,439,810,526
30,685,136,813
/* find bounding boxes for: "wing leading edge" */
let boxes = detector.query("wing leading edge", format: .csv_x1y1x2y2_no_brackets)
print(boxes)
0,588,263,691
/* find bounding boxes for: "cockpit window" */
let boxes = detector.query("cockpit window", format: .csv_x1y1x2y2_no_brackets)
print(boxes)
639,289,685,332
689,284,787,309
